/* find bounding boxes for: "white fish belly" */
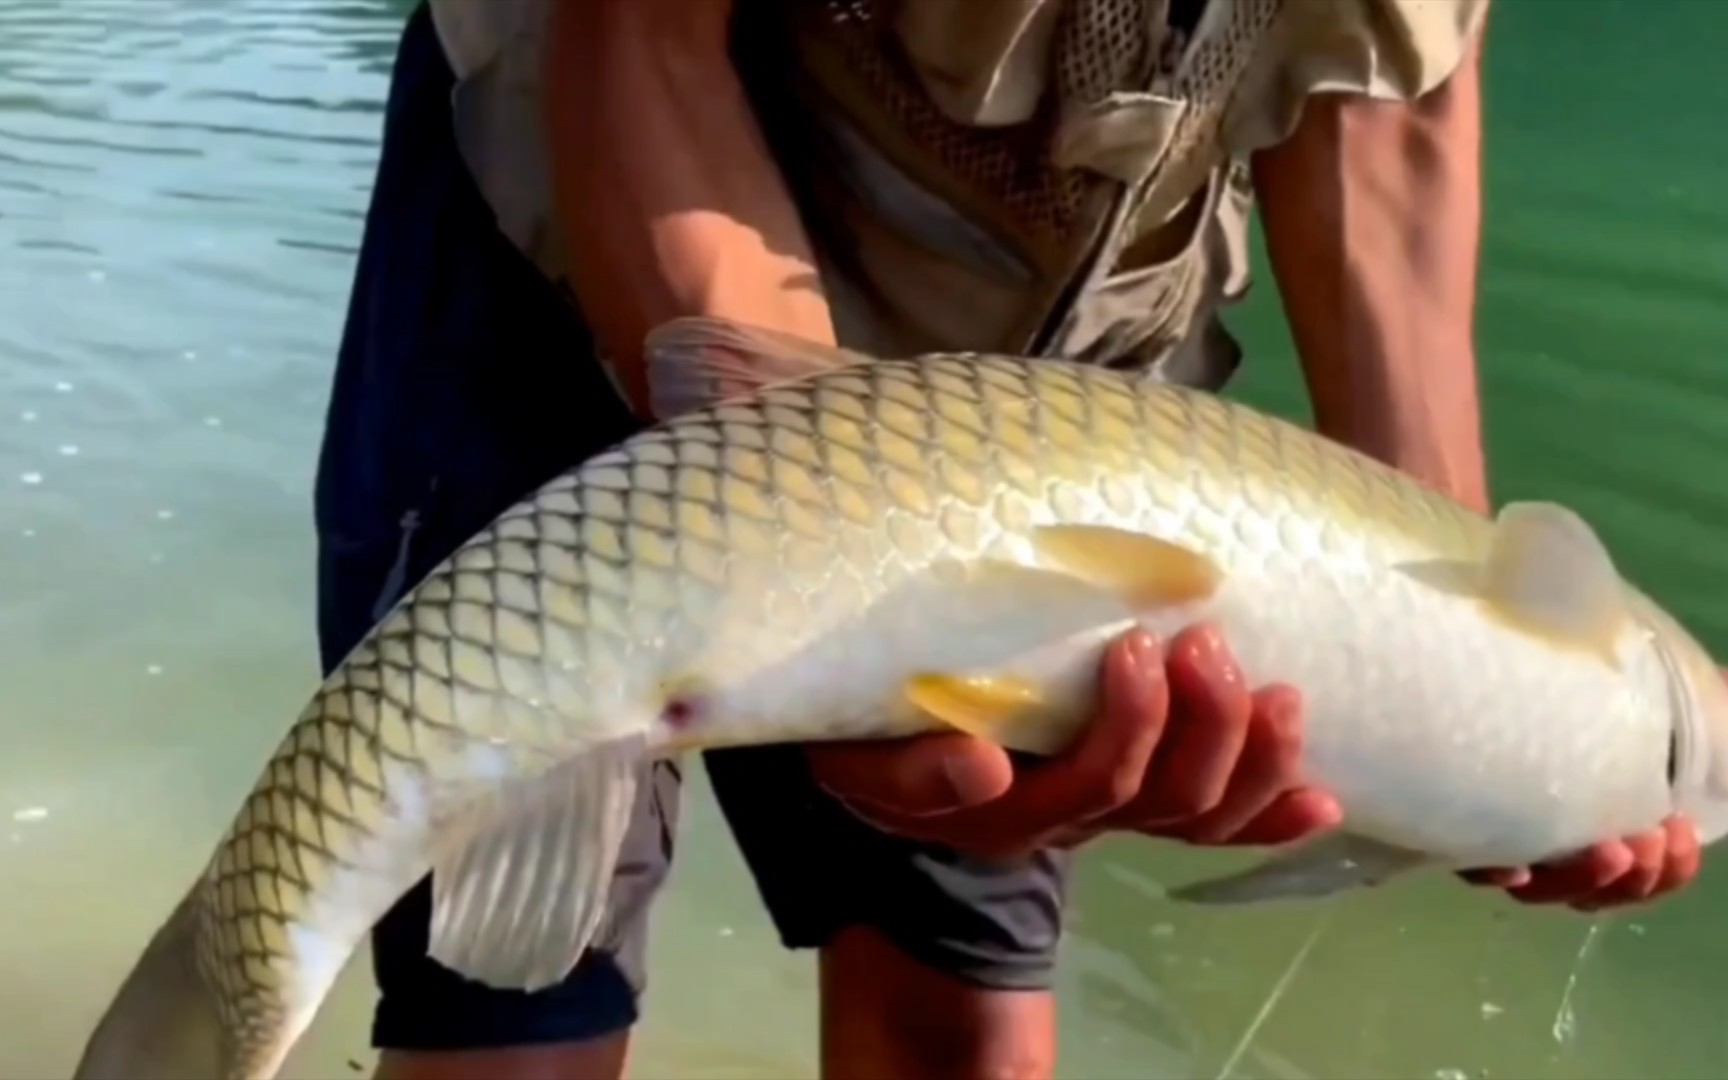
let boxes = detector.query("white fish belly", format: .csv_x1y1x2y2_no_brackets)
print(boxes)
1172,559,1674,867
669,406,1676,870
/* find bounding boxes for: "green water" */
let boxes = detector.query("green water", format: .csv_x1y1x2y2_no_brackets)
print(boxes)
2,2,1725,1077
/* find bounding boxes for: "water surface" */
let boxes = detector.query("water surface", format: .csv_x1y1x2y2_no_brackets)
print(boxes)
3,2,1726,1077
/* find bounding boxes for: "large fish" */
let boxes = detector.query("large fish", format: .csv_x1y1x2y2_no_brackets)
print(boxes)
76,319,1728,1079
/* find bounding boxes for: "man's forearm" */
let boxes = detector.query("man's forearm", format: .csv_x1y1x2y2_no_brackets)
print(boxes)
1251,36,1490,513
542,0,834,415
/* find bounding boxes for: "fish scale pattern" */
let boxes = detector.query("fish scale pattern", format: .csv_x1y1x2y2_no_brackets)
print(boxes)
191,352,1492,1075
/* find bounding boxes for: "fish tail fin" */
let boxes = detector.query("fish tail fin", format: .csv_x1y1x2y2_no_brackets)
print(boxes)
74,887,237,1080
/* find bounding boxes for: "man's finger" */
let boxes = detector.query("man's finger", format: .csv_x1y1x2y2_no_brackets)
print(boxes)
1572,830,1665,912
1133,625,1252,825
904,629,1173,857
808,732,1013,821
1650,814,1701,900
1162,685,1305,844
1460,866,1533,889
1507,842,1635,906
1214,787,1342,847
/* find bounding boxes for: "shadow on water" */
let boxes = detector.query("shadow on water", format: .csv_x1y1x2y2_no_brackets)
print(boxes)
1,0,1727,1077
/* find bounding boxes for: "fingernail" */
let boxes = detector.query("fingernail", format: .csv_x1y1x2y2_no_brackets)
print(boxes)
1192,625,1241,683
941,752,1003,807
1126,628,1158,670
1202,622,1230,667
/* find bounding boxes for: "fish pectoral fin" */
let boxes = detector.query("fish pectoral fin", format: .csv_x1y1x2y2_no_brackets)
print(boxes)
643,316,874,417
903,672,1069,754
426,735,646,992
1478,501,1629,665
1031,524,1222,609
1166,833,1429,905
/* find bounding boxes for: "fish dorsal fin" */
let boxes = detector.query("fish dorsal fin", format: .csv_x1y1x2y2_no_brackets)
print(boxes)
643,316,874,418
1480,501,1628,664
425,736,645,992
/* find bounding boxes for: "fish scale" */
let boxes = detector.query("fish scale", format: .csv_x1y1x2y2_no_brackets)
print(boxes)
76,322,1728,1080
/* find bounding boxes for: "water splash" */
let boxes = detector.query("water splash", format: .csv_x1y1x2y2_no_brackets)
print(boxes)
1550,918,1604,1047
1214,908,1335,1080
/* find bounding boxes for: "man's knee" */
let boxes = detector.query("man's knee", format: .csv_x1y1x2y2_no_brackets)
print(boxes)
818,927,1058,1080
373,1035,630,1080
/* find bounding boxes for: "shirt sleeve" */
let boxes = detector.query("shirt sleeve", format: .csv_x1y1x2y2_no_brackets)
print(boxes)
1224,0,1491,155
427,0,543,80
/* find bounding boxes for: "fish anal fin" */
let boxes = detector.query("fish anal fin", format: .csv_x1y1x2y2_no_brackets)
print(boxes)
1032,524,1222,609
426,736,645,992
643,316,873,418
1167,833,1429,906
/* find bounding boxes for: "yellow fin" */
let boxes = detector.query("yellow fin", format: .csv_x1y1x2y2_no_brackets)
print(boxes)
642,316,875,419
1478,501,1627,666
1032,524,1222,608
904,673,1069,754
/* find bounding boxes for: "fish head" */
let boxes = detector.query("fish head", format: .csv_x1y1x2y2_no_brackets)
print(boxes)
1631,590,1728,846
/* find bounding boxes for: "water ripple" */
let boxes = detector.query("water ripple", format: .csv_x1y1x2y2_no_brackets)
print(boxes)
0,8,399,1070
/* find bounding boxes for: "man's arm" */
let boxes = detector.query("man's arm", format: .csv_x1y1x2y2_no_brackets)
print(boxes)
534,9,1336,1076
1250,34,1699,909
535,0,1333,868
541,0,835,415
1251,35,1490,512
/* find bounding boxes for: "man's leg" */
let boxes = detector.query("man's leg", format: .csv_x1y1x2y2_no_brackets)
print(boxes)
705,745,1069,1079
314,6,661,1076
819,929,1058,1080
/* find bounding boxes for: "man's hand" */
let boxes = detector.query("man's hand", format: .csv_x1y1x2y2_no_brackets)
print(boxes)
810,625,1705,913
1462,668,1720,911
806,625,1342,861
1462,816,1700,912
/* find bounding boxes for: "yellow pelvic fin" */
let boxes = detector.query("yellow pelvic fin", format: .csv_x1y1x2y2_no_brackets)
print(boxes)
1478,501,1628,666
903,673,1067,753
1032,524,1222,608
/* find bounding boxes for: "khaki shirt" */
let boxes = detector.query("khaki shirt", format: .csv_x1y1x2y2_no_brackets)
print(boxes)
428,0,1486,394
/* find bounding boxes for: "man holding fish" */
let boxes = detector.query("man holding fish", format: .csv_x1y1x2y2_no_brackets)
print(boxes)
144,1,1710,1078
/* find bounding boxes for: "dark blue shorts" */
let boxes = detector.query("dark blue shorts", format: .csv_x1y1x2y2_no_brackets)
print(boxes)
313,4,1070,1053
